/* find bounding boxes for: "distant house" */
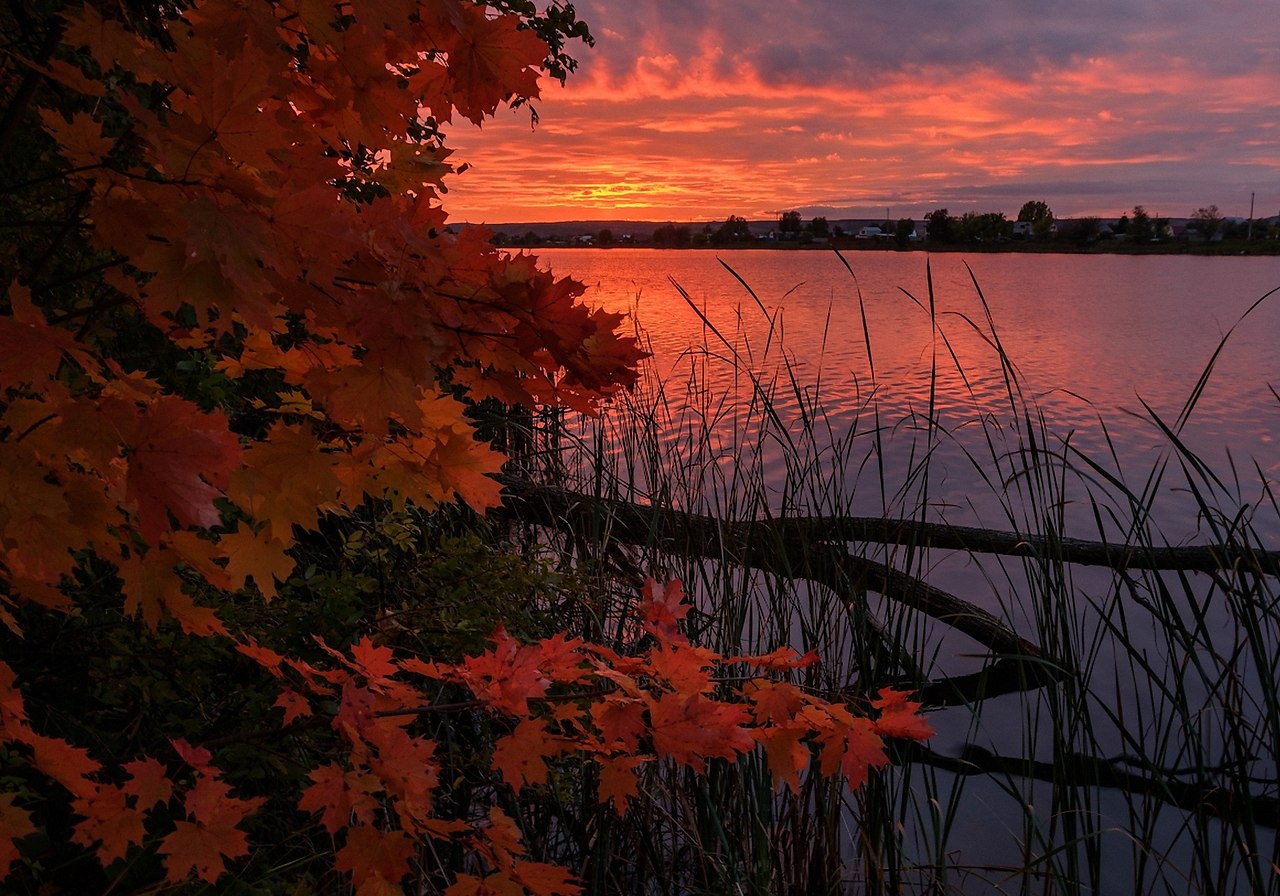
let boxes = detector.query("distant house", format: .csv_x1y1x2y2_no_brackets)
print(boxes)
855,226,884,239
1012,220,1057,239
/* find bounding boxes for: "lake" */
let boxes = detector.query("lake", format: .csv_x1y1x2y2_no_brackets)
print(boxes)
541,248,1280,542
533,248,1280,894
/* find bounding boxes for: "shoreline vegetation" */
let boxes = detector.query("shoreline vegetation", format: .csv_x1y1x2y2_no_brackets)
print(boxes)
482,202,1280,255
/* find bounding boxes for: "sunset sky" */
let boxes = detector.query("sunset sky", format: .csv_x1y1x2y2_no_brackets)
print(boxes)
445,1,1280,225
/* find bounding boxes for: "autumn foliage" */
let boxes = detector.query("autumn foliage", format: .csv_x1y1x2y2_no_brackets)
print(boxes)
0,0,932,891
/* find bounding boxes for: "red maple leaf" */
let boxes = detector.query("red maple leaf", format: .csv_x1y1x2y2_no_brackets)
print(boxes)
512,859,583,896
273,688,312,725
122,757,173,809
347,636,399,683
636,576,690,643
591,696,647,752
125,396,239,541
71,784,147,866
160,819,251,885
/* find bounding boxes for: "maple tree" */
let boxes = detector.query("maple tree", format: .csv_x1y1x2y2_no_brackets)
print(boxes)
1,0,934,891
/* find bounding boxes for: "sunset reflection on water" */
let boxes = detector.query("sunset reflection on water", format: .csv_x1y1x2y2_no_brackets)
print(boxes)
539,248,1280,542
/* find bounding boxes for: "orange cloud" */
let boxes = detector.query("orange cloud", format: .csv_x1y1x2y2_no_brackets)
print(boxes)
443,6,1280,223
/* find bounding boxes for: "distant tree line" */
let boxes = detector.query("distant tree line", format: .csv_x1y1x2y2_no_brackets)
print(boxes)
489,200,1280,249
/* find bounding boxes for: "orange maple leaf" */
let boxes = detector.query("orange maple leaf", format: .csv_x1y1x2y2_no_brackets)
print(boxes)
644,640,717,695
512,859,583,896
228,425,342,540
28,732,101,799
460,626,550,714
646,693,754,773
446,872,524,896
159,769,265,884
219,526,296,600
479,806,526,863
739,646,820,671
347,636,400,683
745,680,809,724
872,688,936,741
754,724,811,793
334,825,415,894
492,718,572,789
812,706,890,791
596,754,647,814
299,763,382,835
445,6,548,124
117,549,227,635
37,108,117,169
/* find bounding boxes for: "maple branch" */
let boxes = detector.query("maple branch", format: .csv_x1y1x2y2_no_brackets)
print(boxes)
22,186,97,287
373,684,617,719
42,258,130,304
197,684,621,750
1,164,107,193
196,716,328,750
0,218,94,228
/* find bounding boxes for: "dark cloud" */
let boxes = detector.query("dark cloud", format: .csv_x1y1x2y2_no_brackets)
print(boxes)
578,0,1271,86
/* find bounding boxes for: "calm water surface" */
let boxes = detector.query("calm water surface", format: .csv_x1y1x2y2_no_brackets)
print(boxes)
542,248,1280,542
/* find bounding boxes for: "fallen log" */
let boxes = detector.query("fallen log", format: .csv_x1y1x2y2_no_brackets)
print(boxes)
493,477,1064,705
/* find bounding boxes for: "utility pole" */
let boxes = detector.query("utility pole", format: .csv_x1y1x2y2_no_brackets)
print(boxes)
1248,191,1255,241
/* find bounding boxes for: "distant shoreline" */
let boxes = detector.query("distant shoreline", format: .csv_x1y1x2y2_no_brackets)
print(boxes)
508,240,1280,257
479,212,1280,256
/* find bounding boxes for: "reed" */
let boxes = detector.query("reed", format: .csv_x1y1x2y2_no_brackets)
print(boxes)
503,256,1280,895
